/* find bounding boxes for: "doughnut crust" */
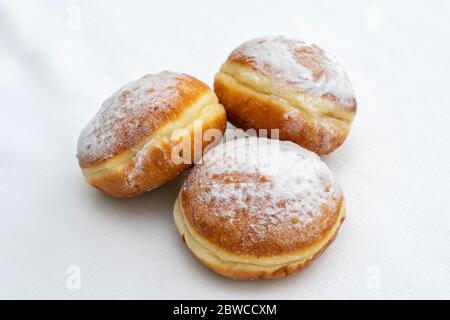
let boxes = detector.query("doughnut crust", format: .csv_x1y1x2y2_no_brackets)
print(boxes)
214,36,357,155
77,71,227,198
174,137,345,280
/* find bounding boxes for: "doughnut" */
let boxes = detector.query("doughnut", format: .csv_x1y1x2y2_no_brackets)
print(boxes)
77,71,227,198
174,137,345,280
214,36,357,155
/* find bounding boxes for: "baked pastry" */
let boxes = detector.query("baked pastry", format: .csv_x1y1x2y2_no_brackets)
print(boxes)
174,137,345,280
77,71,227,198
214,36,357,155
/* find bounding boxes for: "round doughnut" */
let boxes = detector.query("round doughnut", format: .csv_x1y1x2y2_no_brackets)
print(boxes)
174,137,345,280
77,71,227,198
214,36,357,155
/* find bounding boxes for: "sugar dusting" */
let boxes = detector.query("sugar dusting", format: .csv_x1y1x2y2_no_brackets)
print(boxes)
230,36,355,107
183,137,342,243
77,71,184,165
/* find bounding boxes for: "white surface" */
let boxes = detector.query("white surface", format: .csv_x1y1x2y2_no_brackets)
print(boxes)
0,0,449,299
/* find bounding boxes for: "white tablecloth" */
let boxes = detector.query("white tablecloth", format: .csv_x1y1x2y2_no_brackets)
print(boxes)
1,0,449,299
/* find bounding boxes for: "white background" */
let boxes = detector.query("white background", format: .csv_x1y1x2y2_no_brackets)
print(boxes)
1,0,449,299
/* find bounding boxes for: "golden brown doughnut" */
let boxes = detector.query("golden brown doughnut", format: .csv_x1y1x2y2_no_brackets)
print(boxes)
174,137,345,280
214,36,357,155
77,71,227,198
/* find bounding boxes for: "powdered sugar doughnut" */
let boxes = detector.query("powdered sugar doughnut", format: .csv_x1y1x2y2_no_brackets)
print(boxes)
214,36,357,155
174,137,345,280
77,71,226,198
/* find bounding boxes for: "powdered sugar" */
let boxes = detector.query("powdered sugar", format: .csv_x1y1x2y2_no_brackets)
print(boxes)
230,36,355,107
184,137,342,242
77,71,185,165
